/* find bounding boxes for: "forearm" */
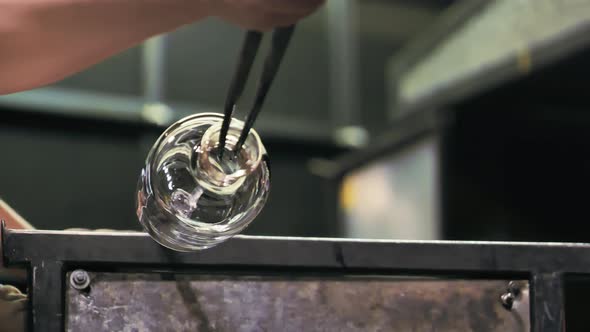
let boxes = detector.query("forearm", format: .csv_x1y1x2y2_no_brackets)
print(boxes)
0,0,207,94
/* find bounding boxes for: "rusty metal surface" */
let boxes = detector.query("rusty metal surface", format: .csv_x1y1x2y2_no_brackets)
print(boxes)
66,273,529,332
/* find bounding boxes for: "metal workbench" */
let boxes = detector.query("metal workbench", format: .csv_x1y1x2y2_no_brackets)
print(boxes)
4,223,589,331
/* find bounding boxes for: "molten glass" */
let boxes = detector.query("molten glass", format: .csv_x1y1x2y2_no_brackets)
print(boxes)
136,113,270,251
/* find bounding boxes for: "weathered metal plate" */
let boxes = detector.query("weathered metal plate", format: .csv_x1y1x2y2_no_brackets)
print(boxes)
66,273,529,332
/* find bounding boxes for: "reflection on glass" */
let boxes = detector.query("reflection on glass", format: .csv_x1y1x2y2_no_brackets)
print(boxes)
136,113,270,251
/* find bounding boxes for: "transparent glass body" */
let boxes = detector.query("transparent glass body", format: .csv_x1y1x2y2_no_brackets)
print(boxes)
136,113,270,251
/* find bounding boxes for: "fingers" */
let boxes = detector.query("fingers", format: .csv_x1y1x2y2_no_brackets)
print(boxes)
252,0,325,15
7,297,28,313
223,8,304,31
0,285,27,332
1,292,27,304
0,285,27,304
0,285,22,297
210,0,325,31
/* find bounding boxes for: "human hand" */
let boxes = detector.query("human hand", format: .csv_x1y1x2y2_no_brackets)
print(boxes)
0,200,33,277
0,285,27,332
206,0,325,31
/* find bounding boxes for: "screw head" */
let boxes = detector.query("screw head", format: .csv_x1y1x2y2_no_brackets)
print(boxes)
500,292,515,309
507,281,522,297
70,270,90,290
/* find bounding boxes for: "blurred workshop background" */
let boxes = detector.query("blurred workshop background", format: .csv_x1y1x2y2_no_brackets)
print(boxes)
0,0,589,242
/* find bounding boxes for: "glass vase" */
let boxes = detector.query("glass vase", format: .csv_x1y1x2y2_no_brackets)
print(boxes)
136,113,270,251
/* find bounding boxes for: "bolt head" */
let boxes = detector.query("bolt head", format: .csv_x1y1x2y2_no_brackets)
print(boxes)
70,270,90,290
500,292,515,309
507,281,522,297
73,273,84,283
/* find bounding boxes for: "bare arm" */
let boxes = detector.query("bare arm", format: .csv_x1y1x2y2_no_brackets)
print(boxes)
0,0,323,95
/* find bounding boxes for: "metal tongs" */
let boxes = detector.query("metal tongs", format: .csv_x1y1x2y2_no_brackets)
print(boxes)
218,25,296,158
